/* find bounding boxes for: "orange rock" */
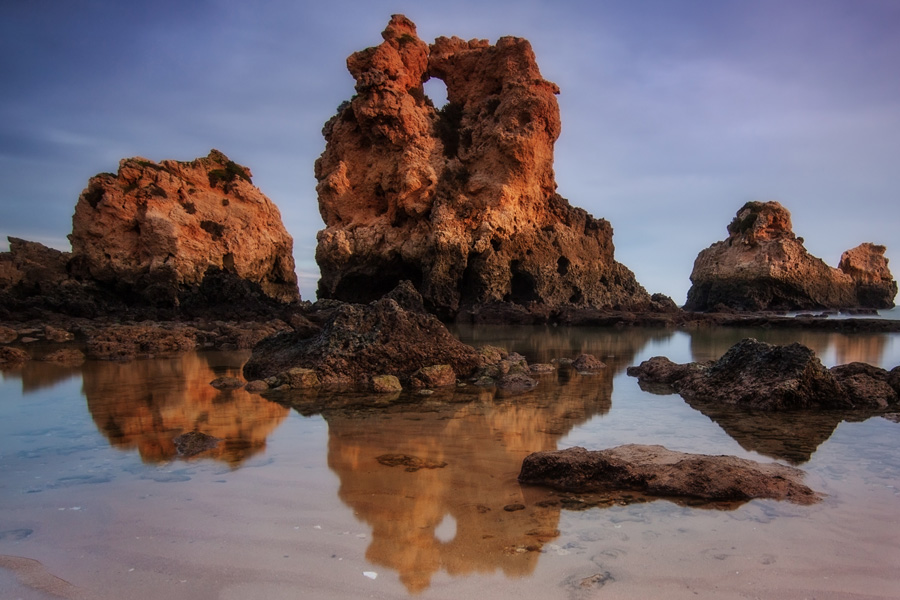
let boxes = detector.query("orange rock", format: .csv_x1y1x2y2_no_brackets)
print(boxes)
315,15,649,318
70,149,299,305
686,201,896,311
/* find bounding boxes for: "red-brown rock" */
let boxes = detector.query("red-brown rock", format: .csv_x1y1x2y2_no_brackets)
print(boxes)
69,150,299,306
314,15,650,319
518,444,820,504
685,201,896,311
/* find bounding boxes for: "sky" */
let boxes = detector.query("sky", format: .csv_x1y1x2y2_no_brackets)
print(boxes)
2,0,898,304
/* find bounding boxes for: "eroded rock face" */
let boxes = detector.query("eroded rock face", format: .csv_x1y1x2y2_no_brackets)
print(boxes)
315,15,650,319
69,149,299,306
518,445,820,504
627,338,900,411
685,201,896,311
242,286,481,386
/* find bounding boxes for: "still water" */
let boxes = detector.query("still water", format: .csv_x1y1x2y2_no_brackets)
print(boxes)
1,326,899,599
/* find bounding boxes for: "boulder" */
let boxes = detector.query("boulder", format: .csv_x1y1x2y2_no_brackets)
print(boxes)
69,150,299,307
518,445,820,504
209,376,245,390
628,338,900,411
571,354,606,371
685,201,896,311
314,15,650,319
371,374,403,393
242,286,481,387
410,364,456,389
0,346,30,364
173,431,221,457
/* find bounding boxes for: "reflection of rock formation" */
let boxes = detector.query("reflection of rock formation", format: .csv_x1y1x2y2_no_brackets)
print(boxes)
324,370,613,593
680,401,844,464
3,360,83,394
83,352,288,466
688,329,889,368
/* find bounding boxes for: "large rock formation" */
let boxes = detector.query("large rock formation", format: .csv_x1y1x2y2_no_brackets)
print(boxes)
1,150,300,319
70,149,299,306
685,201,896,311
314,15,650,319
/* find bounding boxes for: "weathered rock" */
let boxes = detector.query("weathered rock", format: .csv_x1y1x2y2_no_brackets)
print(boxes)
829,362,899,409
173,431,221,457
243,287,481,386
86,325,198,360
518,445,820,504
685,201,896,311
0,346,30,364
838,243,898,308
628,338,900,411
210,376,245,390
68,150,299,307
571,354,606,371
314,15,650,319
371,374,403,393
0,326,16,344
497,372,538,394
43,326,73,342
40,349,85,365
410,364,456,389
244,380,269,393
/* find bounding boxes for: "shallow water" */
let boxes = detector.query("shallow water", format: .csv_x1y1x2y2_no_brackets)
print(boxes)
1,327,899,599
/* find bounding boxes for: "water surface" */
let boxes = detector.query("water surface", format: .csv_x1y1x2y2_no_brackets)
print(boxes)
1,327,899,599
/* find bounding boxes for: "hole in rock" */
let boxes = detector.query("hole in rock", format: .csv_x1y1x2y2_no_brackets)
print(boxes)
424,77,449,108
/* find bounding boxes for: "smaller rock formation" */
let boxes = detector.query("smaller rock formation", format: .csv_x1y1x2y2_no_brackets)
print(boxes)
70,149,299,306
627,338,900,411
518,445,820,504
685,201,897,311
242,285,481,387
2,150,301,320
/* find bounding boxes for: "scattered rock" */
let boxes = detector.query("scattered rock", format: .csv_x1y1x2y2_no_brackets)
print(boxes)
314,15,650,319
0,346,30,364
628,338,899,411
210,376,245,390
572,354,606,371
411,364,456,389
173,431,221,457
497,372,538,394
43,325,73,342
371,374,403,393
87,325,198,360
518,445,820,504
686,201,897,311
40,348,85,364
244,380,269,393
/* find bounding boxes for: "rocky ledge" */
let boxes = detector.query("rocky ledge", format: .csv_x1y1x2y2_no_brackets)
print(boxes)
314,15,654,319
627,337,900,410
685,201,896,312
518,445,820,505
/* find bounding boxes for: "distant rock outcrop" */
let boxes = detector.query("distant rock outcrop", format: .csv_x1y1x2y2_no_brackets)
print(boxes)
685,201,897,311
1,150,300,319
314,15,650,319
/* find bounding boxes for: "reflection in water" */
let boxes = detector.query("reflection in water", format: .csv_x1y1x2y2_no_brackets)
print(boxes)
688,327,891,367
83,352,288,467
322,371,613,594
1,359,83,394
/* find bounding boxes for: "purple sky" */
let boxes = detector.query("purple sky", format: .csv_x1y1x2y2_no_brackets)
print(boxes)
2,0,898,304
